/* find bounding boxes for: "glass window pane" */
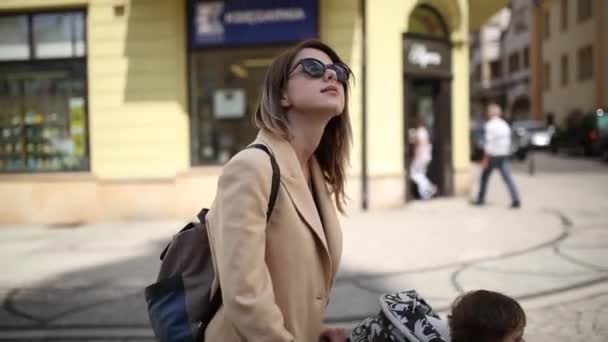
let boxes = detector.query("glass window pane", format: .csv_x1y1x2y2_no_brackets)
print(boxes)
33,13,74,59
0,61,89,172
408,6,448,39
0,16,30,61
73,13,86,57
189,47,286,165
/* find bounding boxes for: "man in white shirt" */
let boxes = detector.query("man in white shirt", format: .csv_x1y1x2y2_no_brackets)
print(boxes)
474,104,521,208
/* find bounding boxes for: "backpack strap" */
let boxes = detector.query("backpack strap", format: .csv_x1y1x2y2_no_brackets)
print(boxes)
196,144,280,223
246,143,281,221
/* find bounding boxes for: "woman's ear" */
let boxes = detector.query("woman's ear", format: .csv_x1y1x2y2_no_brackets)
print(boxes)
280,91,290,107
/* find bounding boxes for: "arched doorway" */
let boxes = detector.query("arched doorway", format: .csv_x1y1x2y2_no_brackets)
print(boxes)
404,4,453,200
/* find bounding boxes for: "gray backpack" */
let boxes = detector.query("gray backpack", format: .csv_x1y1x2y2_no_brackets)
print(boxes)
145,144,280,342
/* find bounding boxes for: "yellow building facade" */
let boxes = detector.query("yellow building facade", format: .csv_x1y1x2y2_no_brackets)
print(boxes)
0,0,505,224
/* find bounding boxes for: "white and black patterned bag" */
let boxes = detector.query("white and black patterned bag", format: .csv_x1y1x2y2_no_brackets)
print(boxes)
349,290,449,342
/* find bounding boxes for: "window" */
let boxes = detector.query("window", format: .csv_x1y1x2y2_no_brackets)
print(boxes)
577,45,593,81
33,13,85,59
561,0,569,31
0,10,88,173
561,54,569,86
523,46,530,69
490,60,502,80
513,6,528,34
577,0,592,23
0,16,29,61
509,52,520,73
543,10,550,40
408,5,448,39
544,62,551,91
189,47,287,165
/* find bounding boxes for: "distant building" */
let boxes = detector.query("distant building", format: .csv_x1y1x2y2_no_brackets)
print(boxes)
470,0,532,122
530,0,608,124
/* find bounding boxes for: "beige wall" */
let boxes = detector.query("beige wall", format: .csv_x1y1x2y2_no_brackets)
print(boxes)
88,0,189,179
542,0,596,123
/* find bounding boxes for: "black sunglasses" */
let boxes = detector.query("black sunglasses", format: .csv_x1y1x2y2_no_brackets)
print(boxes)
289,58,350,83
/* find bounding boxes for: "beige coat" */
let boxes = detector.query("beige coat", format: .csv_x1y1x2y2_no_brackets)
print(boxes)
204,129,343,342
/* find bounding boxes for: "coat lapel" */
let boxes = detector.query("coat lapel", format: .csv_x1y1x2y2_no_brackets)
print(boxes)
310,157,342,282
256,130,329,254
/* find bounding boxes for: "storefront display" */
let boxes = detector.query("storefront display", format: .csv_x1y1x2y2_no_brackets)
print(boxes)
0,10,88,173
188,0,317,165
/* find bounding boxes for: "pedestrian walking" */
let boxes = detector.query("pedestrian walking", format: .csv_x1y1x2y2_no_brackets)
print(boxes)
203,40,352,342
474,103,521,208
409,117,437,200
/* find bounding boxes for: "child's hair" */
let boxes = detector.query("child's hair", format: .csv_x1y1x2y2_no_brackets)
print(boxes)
448,290,526,342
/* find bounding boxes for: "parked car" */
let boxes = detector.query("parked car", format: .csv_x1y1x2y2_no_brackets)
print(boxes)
550,110,608,157
596,109,608,161
510,120,554,160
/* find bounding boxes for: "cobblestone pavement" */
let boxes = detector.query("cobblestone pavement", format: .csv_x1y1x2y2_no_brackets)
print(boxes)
525,292,608,342
0,153,606,341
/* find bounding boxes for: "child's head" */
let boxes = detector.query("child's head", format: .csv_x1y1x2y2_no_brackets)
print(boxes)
448,290,526,342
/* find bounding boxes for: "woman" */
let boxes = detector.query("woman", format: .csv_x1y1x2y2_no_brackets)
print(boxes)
204,40,352,342
409,117,437,200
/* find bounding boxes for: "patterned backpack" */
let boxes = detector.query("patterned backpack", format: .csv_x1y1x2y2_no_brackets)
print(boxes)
349,290,450,342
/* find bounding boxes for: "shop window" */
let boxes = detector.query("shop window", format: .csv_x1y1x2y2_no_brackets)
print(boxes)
577,0,592,23
0,16,29,61
561,54,569,86
33,13,85,59
189,47,288,165
0,10,88,173
577,45,593,81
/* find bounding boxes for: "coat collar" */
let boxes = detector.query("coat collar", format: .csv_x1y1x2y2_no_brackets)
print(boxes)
255,129,336,259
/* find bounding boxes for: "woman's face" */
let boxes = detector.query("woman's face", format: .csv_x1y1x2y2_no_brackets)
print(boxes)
282,48,346,118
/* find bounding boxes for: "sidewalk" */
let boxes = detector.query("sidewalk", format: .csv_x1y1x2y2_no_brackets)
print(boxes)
328,199,607,323
1,157,607,340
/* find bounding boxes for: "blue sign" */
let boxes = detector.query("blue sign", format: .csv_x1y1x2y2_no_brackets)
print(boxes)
189,0,318,48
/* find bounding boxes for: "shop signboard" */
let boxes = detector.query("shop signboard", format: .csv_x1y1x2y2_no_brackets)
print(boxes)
403,36,451,77
189,0,317,48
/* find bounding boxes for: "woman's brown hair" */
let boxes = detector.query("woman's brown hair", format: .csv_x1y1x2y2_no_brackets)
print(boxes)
255,39,353,213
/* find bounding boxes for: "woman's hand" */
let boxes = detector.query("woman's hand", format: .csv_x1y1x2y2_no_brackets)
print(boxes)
319,327,347,342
